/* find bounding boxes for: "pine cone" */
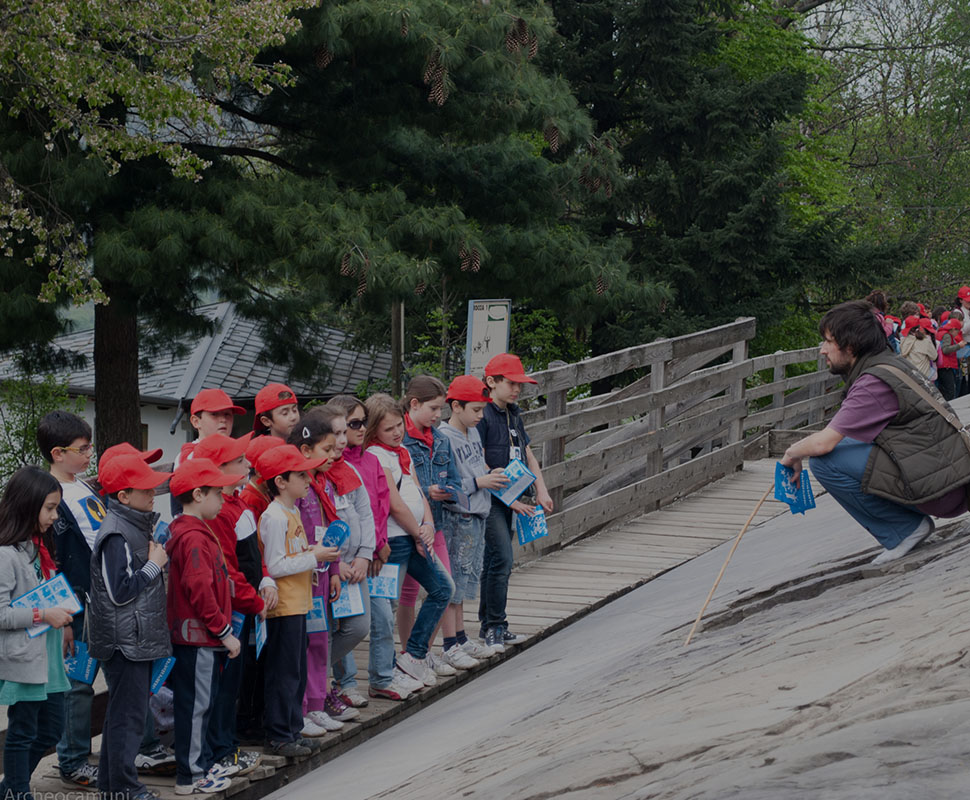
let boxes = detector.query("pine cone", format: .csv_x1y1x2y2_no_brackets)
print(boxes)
340,253,352,276
596,274,606,295
543,124,560,153
401,10,409,37
357,259,369,296
415,281,426,295
505,28,519,53
470,249,481,273
314,46,333,69
527,33,538,60
459,243,471,271
515,17,529,45
423,50,440,84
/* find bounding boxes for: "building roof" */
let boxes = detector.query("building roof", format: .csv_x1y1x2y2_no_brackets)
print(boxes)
0,302,391,406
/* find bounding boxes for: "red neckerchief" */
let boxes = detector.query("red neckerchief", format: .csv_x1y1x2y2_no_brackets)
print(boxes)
33,536,56,580
327,457,362,496
310,474,339,524
405,414,434,450
371,441,412,475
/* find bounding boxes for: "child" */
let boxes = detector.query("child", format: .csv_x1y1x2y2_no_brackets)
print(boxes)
293,409,374,716
327,395,416,702
438,375,509,662
0,467,73,800
478,353,554,651
399,376,465,675
166,458,245,794
253,383,300,438
87,453,171,800
192,434,267,776
256,444,339,756
900,315,940,378
936,313,964,400
364,394,454,689
36,410,104,788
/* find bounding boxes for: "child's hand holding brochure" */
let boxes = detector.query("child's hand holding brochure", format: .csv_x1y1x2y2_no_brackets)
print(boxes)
11,573,81,638
488,459,536,507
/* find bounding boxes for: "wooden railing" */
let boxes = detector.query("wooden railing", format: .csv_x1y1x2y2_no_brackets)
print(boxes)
513,319,840,564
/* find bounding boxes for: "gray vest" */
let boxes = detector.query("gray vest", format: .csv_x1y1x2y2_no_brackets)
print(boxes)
846,349,970,504
87,502,171,662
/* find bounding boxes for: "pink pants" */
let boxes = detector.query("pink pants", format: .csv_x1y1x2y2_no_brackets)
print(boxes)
399,530,452,607
303,578,330,714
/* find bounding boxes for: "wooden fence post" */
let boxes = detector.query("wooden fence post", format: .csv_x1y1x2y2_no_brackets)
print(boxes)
772,358,785,413
542,360,568,511
728,338,749,444
646,358,667,477
809,350,826,425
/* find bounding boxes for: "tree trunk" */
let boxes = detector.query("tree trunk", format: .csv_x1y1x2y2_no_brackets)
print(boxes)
94,290,142,453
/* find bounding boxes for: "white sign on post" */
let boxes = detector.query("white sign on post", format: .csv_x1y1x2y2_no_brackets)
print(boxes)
465,299,511,377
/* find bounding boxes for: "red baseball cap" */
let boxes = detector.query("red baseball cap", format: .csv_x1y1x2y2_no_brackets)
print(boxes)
191,388,245,416
447,375,492,403
169,457,241,496
253,384,298,432
959,286,970,301
99,442,163,466
918,317,935,331
917,302,930,318
483,353,537,384
245,435,286,467
255,444,324,482
193,432,254,466
99,454,170,495
900,315,921,337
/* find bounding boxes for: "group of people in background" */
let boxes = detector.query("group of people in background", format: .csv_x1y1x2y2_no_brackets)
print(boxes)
0,351,553,800
867,288,970,400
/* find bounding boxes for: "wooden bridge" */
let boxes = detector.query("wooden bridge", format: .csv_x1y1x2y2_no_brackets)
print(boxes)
27,318,844,799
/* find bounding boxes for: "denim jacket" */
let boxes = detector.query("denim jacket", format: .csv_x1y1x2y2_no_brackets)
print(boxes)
402,425,463,533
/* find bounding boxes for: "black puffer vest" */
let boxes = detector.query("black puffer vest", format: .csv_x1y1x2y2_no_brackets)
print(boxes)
87,502,171,662
846,349,970,504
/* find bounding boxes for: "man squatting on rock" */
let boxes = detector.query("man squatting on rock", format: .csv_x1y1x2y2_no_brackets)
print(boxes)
780,300,970,565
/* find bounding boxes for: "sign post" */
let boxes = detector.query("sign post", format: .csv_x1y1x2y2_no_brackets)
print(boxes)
465,299,511,376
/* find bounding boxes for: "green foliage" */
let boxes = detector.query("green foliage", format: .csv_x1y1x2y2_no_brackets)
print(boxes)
0,366,83,484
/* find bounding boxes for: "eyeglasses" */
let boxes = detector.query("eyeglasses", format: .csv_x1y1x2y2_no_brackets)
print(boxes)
60,445,95,456
347,418,368,430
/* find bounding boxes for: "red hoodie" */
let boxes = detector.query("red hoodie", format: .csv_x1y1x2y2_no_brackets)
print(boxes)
166,514,233,647
208,494,264,616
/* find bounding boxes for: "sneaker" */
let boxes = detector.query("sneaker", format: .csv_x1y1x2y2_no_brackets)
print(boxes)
174,776,231,795
324,690,360,721
392,667,426,693
60,763,99,787
483,626,506,654
297,736,323,753
428,652,457,676
215,749,261,778
441,644,479,670
301,716,334,737
871,517,935,565
368,675,413,701
132,790,162,800
206,759,240,780
501,625,520,643
333,685,368,708
461,638,496,659
268,740,312,758
307,710,344,732
135,745,177,776
397,651,436,687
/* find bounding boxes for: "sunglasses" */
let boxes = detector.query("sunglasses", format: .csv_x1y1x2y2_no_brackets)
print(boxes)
60,444,95,456
347,418,368,430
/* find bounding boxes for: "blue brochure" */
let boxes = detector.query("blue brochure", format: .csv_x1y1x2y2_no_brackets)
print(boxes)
231,611,245,638
331,581,365,619
516,507,549,546
488,459,536,507
255,617,267,659
150,657,175,694
306,596,328,633
64,641,98,684
10,573,82,638
774,462,817,515
367,563,401,600
320,520,351,549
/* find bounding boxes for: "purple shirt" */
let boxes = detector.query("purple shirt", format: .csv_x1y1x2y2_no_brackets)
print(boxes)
830,374,966,517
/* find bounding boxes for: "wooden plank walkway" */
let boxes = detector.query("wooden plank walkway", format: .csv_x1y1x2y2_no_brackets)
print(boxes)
30,458,798,800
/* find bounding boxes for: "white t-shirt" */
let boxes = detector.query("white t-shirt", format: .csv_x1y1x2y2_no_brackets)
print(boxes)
59,479,106,549
366,446,423,538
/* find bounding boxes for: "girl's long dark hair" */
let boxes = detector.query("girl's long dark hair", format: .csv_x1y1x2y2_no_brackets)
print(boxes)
0,467,60,554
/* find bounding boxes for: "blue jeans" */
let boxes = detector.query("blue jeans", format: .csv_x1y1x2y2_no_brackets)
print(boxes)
335,590,394,691
1,692,65,800
387,536,453,660
810,438,927,549
478,502,514,630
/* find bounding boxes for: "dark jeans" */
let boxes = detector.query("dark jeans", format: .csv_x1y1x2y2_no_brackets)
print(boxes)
99,653,151,798
171,644,225,785
478,502,514,630
937,366,959,400
262,616,307,745
236,640,265,739
207,615,249,761
0,692,65,800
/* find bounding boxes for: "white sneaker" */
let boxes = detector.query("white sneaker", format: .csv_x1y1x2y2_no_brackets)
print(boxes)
306,710,344,732
397,651,436,686
300,716,331,737
393,667,425,693
441,644,479,670
871,517,935,565
427,652,457,677
460,639,495,659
